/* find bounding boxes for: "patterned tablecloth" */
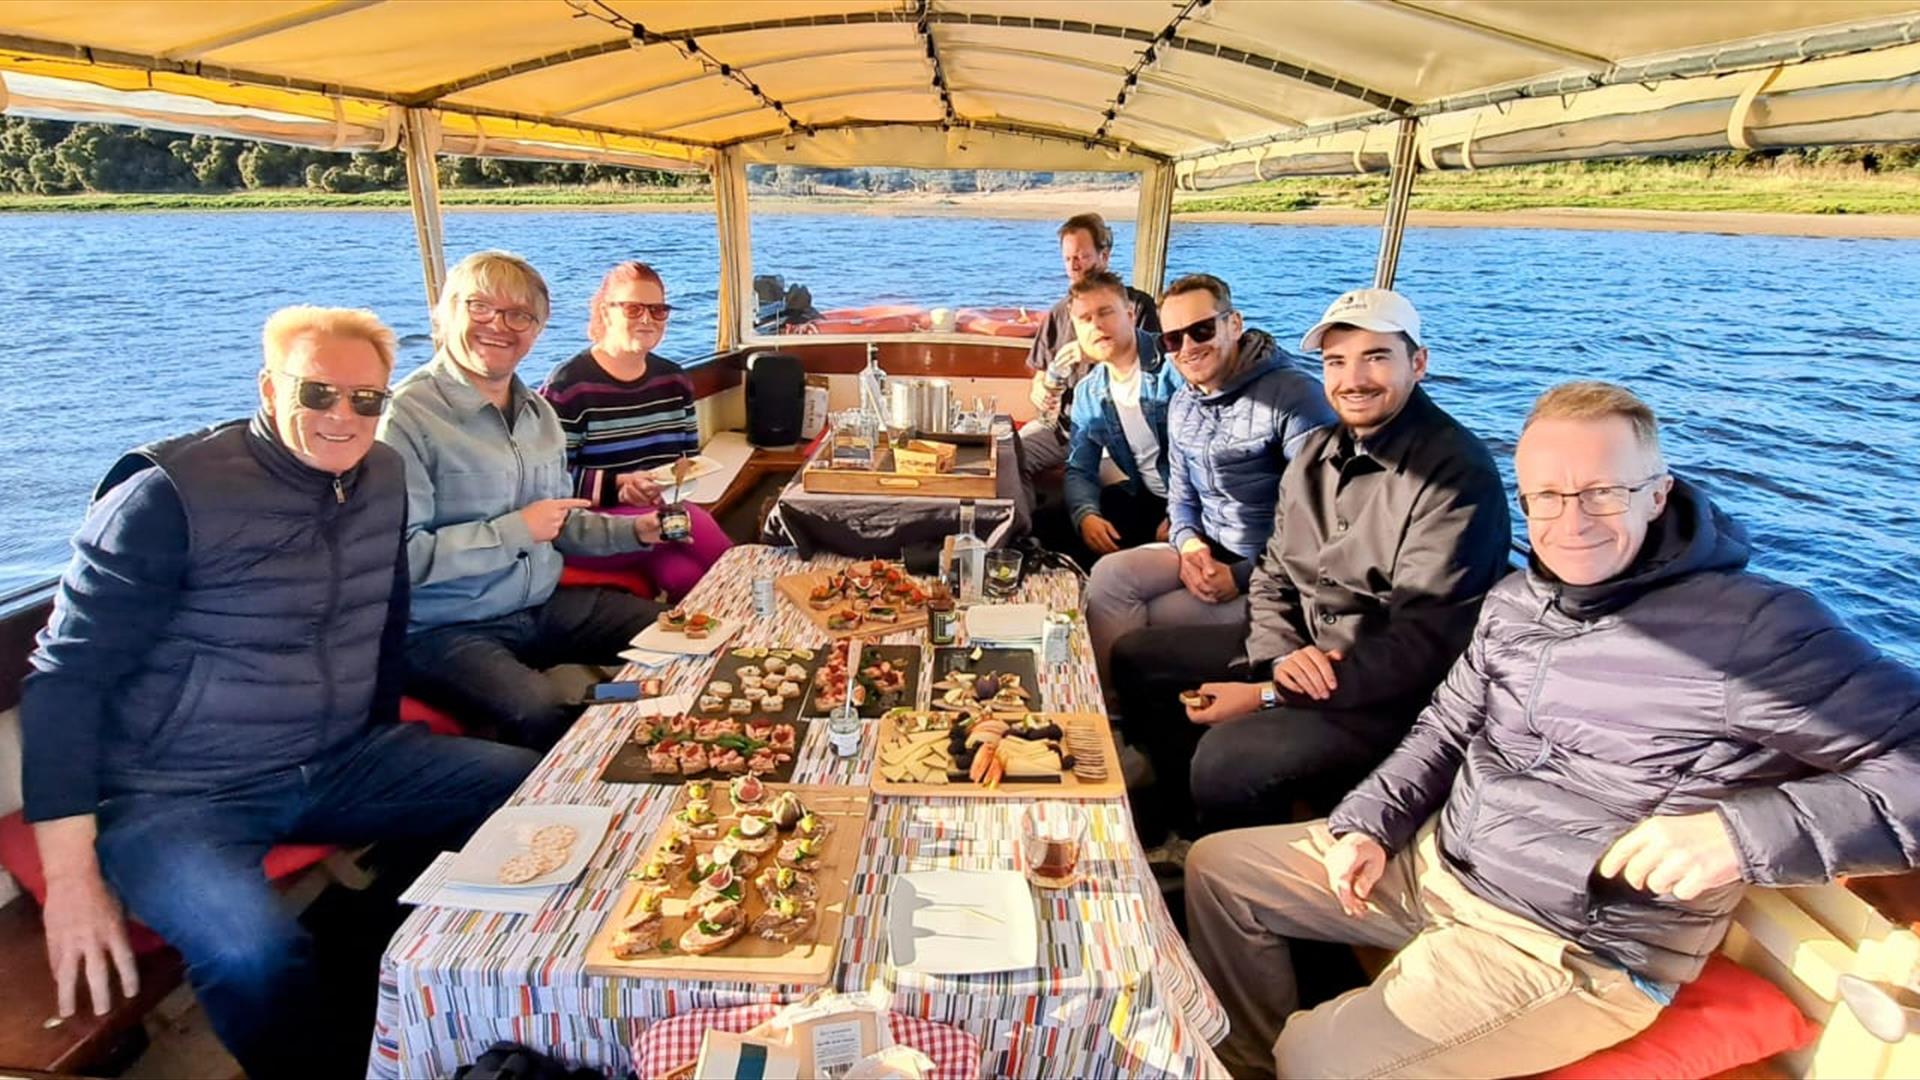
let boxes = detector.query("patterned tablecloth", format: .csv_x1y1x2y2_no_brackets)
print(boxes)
368,545,1228,1079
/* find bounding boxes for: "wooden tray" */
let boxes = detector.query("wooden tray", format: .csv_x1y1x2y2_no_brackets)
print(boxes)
800,437,998,499
799,642,922,719
584,784,870,984
869,711,1125,800
774,568,932,639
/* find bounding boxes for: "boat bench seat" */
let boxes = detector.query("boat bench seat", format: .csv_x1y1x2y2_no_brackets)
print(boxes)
1353,946,1807,1079
0,810,343,1074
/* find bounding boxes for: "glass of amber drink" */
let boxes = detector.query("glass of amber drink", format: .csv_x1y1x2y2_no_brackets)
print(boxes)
1021,803,1086,889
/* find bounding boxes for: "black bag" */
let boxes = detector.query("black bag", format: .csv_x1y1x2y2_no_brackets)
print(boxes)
453,1042,610,1080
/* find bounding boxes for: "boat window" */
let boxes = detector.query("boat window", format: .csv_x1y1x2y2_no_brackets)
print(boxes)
748,167,1135,341
1164,221,1920,668
0,206,725,600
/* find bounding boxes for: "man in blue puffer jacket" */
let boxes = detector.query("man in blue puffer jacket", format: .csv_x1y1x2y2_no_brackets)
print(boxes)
20,307,538,1077
1185,381,1920,1078
1086,273,1334,690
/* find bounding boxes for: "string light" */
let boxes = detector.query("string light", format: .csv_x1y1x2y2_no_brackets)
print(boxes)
568,0,814,136
1093,0,1208,142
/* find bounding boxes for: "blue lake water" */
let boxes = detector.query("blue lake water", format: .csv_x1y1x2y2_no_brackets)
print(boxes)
1,209,1915,665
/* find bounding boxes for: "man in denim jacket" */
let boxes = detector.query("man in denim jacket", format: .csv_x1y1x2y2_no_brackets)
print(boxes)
1060,271,1182,563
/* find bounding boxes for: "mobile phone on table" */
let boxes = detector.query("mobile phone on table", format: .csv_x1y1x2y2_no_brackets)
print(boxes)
590,681,643,702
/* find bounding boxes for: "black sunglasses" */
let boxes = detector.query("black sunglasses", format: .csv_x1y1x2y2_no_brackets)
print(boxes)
1160,312,1230,354
280,374,390,417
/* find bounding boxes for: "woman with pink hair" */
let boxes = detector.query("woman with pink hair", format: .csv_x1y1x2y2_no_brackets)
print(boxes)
540,261,730,600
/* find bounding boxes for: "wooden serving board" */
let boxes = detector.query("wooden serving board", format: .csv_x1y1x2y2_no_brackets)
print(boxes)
774,569,932,639
799,437,998,499
869,711,1126,800
584,784,870,984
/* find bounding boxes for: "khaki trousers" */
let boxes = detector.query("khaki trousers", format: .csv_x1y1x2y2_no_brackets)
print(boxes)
1185,820,1663,1079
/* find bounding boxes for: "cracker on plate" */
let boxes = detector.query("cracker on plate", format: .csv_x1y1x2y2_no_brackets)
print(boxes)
497,852,545,884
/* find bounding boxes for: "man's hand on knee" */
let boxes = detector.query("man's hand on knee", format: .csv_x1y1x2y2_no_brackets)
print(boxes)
1186,681,1262,725
1325,831,1387,918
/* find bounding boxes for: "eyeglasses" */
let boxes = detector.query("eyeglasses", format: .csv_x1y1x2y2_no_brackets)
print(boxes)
606,300,674,322
464,297,540,332
1518,477,1665,520
274,373,391,417
1160,312,1230,354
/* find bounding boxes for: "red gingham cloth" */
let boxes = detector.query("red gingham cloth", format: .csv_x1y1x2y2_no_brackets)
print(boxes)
631,1003,980,1079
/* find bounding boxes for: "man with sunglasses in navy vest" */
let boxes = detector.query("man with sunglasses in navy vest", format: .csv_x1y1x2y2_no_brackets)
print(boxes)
20,306,538,1076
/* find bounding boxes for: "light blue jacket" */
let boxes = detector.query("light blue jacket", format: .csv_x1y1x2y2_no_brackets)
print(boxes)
1063,331,1180,525
378,353,648,632
1165,331,1334,582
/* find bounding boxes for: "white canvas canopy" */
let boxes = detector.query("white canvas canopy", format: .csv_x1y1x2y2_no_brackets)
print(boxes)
4,1,1918,336
3,1,1918,173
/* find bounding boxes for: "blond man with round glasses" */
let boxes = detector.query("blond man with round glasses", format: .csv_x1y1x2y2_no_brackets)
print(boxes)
379,251,666,750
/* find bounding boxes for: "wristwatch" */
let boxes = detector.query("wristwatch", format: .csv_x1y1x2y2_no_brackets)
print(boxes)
1260,683,1281,710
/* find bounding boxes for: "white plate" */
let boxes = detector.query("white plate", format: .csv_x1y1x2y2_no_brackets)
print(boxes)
627,616,741,657
445,804,614,890
887,870,1039,976
647,454,723,493
963,603,1047,644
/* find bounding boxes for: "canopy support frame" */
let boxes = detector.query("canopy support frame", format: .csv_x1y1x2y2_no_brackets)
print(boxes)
401,106,446,311
1373,116,1418,290
712,146,753,353
1134,161,1175,300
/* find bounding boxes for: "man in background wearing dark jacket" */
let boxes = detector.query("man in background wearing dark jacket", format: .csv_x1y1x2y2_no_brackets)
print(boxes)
21,307,538,1077
1019,211,1162,478
1186,381,1920,1078
1126,289,1510,848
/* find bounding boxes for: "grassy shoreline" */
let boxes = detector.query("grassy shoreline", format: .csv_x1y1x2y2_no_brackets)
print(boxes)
2,161,1916,235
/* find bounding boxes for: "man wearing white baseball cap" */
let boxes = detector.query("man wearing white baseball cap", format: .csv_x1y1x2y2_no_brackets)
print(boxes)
1124,287,1512,846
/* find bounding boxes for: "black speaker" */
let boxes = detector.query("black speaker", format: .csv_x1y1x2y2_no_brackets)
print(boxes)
746,352,805,448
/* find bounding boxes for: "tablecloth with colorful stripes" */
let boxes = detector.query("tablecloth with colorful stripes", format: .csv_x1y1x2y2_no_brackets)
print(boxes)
367,545,1228,1079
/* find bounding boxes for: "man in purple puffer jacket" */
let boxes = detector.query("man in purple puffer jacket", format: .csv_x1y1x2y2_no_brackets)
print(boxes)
1185,380,1920,1078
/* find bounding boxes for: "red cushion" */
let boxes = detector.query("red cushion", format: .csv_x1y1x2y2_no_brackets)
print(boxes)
0,811,335,956
399,695,468,737
1537,954,1818,1079
559,563,657,599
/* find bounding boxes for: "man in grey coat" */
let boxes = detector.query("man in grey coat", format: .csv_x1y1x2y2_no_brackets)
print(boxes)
379,250,663,750
1185,380,1920,1078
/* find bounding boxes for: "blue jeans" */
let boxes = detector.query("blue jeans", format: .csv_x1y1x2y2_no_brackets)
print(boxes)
94,723,537,1077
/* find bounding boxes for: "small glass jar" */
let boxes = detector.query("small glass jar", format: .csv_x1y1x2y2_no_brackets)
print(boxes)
827,704,862,757
658,501,692,543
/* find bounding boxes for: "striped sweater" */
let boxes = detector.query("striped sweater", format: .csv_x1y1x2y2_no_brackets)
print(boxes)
540,349,701,507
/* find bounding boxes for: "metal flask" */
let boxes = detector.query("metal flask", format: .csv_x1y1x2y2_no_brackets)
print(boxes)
919,378,955,434
888,376,922,436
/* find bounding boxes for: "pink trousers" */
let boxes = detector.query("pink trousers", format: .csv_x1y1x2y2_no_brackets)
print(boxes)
570,502,733,602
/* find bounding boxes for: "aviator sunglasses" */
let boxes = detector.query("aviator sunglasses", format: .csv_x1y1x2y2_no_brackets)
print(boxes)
606,300,675,322
1160,311,1231,354
275,373,391,417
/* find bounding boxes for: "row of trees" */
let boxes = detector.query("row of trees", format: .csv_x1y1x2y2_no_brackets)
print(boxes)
6,115,1920,197
0,117,692,195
